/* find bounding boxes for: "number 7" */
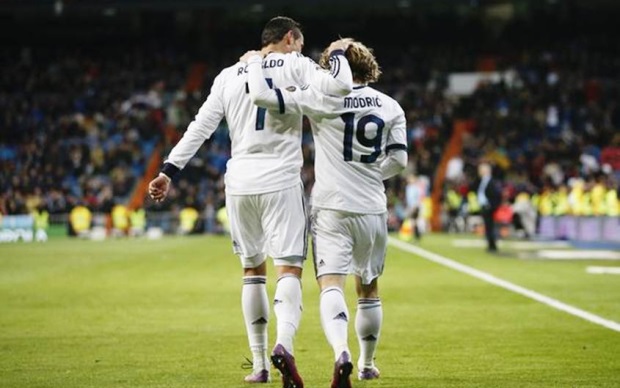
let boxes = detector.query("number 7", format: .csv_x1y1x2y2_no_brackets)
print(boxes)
246,78,273,131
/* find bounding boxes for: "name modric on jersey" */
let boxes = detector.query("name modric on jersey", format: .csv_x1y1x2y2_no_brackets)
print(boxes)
344,95,383,109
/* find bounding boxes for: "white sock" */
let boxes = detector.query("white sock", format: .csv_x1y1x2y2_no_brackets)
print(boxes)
355,298,382,369
320,286,350,360
242,276,269,372
273,274,302,354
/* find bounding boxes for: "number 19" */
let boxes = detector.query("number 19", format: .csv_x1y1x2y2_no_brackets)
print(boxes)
341,113,385,163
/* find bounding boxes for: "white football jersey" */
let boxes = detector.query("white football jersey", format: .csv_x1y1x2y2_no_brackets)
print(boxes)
247,58,407,214
164,52,352,195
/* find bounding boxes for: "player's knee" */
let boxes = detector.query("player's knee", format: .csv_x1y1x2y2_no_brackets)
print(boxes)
317,274,346,291
356,277,379,298
273,256,304,276
243,258,267,276
275,265,303,279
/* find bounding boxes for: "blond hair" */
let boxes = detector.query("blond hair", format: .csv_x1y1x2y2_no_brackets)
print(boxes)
319,38,382,84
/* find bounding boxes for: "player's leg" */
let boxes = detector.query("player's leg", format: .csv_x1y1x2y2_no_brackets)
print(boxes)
269,263,304,388
262,184,307,387
319,274,353,388
242,261,271,383
312,209,354,388
227,194,271,383
273,265,303,353
351,213,387,380
354,277,382,380
318,274,350,359
482,207,497,251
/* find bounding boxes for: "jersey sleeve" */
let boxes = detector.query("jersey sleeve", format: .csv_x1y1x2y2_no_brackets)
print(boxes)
162,72,226,177
294,51,352,96
380,105,408,179
385,105,408,154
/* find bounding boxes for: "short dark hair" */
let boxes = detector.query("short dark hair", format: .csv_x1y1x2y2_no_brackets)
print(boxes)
261,16,302,47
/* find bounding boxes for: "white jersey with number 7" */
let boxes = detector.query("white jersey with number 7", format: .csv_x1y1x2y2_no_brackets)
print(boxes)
163,51,352,195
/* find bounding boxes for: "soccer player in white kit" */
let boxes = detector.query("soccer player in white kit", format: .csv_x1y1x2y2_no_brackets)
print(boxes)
148,17,352,387
243,39,407,388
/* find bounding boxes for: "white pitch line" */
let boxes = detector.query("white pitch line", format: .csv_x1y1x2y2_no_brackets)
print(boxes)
538,250,620,260
388,237,620,333
587,266,620,275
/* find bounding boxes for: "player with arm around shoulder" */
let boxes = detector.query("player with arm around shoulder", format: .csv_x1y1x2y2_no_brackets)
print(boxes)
149,17,352,388
243,39,407,387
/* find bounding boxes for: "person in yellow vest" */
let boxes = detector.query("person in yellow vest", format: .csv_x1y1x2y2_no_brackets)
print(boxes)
549,188,560,216
568,179,585,215
538,186,554,216
69,204,92,238
421,196,432,232
590,179,607,216
111,203,130,237
581,191,593,216
605,183,619,217
32,205,49,242
445,187,463,233
466,191,481,215
216,206,230,234
465,190,482,233
553,185,570,216
129,207,147,237
179,205,199,235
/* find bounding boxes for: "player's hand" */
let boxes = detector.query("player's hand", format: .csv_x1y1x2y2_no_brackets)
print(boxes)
240,50,263,63
148,173,171,203
327,38,352,53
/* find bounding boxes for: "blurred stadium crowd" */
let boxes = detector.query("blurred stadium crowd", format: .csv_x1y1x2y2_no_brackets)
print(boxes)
0,2,618,236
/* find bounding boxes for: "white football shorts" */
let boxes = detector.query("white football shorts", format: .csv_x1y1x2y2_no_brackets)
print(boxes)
226,183,308,268
311,209,387,285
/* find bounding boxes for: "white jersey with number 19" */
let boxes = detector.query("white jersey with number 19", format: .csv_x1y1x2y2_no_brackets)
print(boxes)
163,51,352,195
246,56,407,214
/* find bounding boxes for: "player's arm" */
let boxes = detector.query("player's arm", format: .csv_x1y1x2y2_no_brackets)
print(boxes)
381,109,408,180
243,50,346,117
243,51,308,116
296,40,353,96
148,74,225,202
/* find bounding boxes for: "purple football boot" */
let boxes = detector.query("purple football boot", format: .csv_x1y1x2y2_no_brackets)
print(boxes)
358,366,380,380
244,369,270,383
270,344,304,388
330,352,353,388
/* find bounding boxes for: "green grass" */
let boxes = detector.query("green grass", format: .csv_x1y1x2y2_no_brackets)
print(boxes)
0,234,619,387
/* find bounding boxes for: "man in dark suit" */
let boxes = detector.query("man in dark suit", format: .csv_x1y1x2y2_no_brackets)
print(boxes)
476,163,501,252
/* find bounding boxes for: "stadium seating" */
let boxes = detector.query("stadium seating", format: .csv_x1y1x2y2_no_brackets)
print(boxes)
1,8,618,239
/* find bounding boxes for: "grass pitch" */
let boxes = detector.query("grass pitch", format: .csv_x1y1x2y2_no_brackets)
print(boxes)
1,234,619,387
